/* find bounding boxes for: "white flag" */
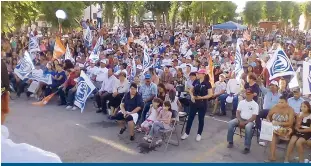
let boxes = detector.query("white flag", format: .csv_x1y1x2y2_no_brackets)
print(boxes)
14,51,35,80
288,67,300,89
266,49,295,80
65,44,75,62
84,26,93,47
234,39,244,80
89,36,103,62
74,71,96,112
303,61,311,95
28,36,40,52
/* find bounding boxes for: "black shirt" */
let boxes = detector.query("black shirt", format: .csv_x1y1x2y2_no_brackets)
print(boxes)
192,79,212,102
244,83,260,102
122,92,144,112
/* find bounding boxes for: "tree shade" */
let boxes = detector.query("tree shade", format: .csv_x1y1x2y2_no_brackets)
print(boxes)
212,21,247,30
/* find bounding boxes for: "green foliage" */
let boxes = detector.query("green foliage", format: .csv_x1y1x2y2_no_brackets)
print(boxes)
280,1,293,23
180,2,192,24
144,1,171,15
264,1,281,21
303,1,311,17
291,2,301,27
243,1,264,26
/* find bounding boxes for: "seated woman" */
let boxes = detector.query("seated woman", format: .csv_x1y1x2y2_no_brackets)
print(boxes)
157,83,167,101
265,96,295,162
144,101,173,145
141,98,163,135
210,74,227,116
284,101,311,163
45,64,66,97
58,66,79,106
116,83,144,141
108,72,129,118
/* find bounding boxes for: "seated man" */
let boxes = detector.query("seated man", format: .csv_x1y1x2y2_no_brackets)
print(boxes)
116,83,144,141
95,68,117,114
227,88,259,154
210,74,227,116
219,73,242,118
287,88,304,115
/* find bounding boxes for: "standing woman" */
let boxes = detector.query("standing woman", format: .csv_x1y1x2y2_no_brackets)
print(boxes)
181,69,213,141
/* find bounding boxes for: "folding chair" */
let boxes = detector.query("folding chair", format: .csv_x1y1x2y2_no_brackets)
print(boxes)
233,124,260,143
179,111,188,134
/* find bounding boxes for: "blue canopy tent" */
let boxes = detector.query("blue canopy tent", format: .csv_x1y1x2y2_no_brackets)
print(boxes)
212,21,247,30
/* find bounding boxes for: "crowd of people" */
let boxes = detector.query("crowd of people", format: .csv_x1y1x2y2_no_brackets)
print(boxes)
2,20,311,162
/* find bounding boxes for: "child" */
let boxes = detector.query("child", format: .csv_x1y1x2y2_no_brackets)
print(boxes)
142,98,163,137
145,101,173,145
166,89,182,121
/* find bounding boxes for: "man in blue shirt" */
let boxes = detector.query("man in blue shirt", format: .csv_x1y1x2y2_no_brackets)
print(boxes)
138,74,157,124
288,88,304,114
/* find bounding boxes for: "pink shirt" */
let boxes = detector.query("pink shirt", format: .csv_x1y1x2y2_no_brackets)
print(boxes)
157,110,172,129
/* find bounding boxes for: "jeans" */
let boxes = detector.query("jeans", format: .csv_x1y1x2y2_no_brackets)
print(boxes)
67,89,76,106
108,93,124,108
148,121,164,137
185,101,207,135
219,94,238,115
58,85,74,105
227,118,254,149
255,109,269,131
97,17,102,29
140,101,152,124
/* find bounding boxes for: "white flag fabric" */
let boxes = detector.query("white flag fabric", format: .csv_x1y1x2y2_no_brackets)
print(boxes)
74,71,96,112
65,44,75,63
130,57,136,82
143,47,150,69
259,121,274,141
303,61,311,95
14,51,35,80
288,67,301,89
28,36,40,53
84,26,93,47
28,73,52,85
266,49,295,80
234,39,244,80
89,37,103,62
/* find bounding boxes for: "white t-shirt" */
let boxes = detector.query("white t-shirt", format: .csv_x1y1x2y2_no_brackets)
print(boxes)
95,67,108,82
97,9,103,18
113,79,129,94
213,35,220,42
31,69,43,78
114,69,128,77
147,107,159,122
86,66,99,77
1,125,62,163
226,79,241,95
162,58,172,66
237,100,259,120
214,81,226,94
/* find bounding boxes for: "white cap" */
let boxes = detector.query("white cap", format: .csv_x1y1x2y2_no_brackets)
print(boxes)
100,59,107,63
270,80,279,87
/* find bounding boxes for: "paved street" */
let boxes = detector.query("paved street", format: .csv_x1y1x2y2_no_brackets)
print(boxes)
5,96,291,162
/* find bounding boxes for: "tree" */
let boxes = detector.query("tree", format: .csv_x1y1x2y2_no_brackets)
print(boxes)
145,1,171,30
103,2,115,28
130,1,145,25
291,3,301,27
37,1,86,29
169,1,180,30
115,2,132,31
280,1,293,30
303,1,311,29
264,1,281,21
180,2,192,28
243,1,264,26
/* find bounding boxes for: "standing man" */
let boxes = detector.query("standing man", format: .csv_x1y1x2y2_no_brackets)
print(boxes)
96,7,103,29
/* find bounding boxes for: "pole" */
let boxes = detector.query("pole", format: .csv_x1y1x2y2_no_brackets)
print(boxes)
90,2,92,21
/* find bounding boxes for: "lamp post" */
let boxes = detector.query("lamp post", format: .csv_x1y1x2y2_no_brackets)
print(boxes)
55,10,66,35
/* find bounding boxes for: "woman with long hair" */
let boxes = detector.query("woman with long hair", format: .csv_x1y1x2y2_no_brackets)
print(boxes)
157,83,167,101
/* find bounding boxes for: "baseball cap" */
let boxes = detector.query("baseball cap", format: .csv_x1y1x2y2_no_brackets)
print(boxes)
144,74,151,79
245,88,254,94
197,69,206,74
100,59,107,63
270,80,279,87
293,88,300,93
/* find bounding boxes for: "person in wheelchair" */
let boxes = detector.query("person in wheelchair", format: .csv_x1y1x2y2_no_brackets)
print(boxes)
227,88,259,154
116,83,144,141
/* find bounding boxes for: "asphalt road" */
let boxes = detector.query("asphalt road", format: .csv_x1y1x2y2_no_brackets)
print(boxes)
5,96,306,163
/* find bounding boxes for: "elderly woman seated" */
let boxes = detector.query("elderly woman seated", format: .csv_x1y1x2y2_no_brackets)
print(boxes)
265,96,295,162
284,101,311,163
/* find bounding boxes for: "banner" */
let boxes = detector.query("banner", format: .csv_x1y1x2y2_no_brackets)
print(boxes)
14,51,35,80
65,44,75,62
143,47,151,69
84,26,93,47
266,49,295,80
74,71,96,112
53,38,66,59
234,39,244,80
28,73,52,85
259,121,274,141
288,67,300,89
130,57,136,82
303,61,311,95
28,36,40,53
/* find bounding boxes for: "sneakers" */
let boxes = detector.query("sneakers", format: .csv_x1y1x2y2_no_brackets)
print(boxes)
259,142,266,147
196,134,202,141
155,139,162,145
242,148,250,154
72,106,77,111
181,133,189,140
30,94,35,98
119,127,127,135
66,106,73,110
227,143,233,148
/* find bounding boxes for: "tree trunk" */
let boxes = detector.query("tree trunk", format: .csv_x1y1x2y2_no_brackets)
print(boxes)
165,11,170,29
124,3,131,31
155,12,161,30
193,16,197,30
186,19,189,29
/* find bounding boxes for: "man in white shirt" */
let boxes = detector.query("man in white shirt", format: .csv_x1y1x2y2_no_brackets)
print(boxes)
96,7,103,29
227,88,259,154
95,59,108,82
219,74,242,118
114,63,128,77
95,68,117,114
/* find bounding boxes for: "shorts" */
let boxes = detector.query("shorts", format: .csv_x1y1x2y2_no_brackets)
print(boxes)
115,112,134,122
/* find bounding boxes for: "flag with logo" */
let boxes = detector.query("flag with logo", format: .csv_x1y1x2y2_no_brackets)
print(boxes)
28,36,40,52
14,51,35,80
130,57,136,82
143,47,151,69
289,67,300,89
28,72,52,85
266,48,295,80
53,37,66,59
65,44,75,62
84,26,93,47
303,61,311,95
234,39,244,80
74,71,96,112
89,36,103,62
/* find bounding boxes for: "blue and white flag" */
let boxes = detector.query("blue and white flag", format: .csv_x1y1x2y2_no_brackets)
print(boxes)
234,39,244,80
151,46,159,55
14,51,35,80
28,36,40,53
303,61,311,95
143,47,150,69
84,26,93,47
130,57,136,82
89,36,103,62
119,35,127,46
65,44,75,63
266,48,295,80
28,73,52,85
74,71,96,112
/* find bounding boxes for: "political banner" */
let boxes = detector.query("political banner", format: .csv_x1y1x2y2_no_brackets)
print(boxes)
234,39,244,80
266,49,295,80
74,71,96,112
288,67,300,89
53,38,66,59
143,47,151,69
84,26,93,48
65,44,75,63
303,61,311,95
89,37,103,62
14,51,35,80
28,36,40,53
28,73,52,85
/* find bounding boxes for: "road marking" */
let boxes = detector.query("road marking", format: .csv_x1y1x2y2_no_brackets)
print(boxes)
205,115,229,123
90,136,140,156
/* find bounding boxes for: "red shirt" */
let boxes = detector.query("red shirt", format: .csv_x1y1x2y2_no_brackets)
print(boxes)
65,71,78,87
